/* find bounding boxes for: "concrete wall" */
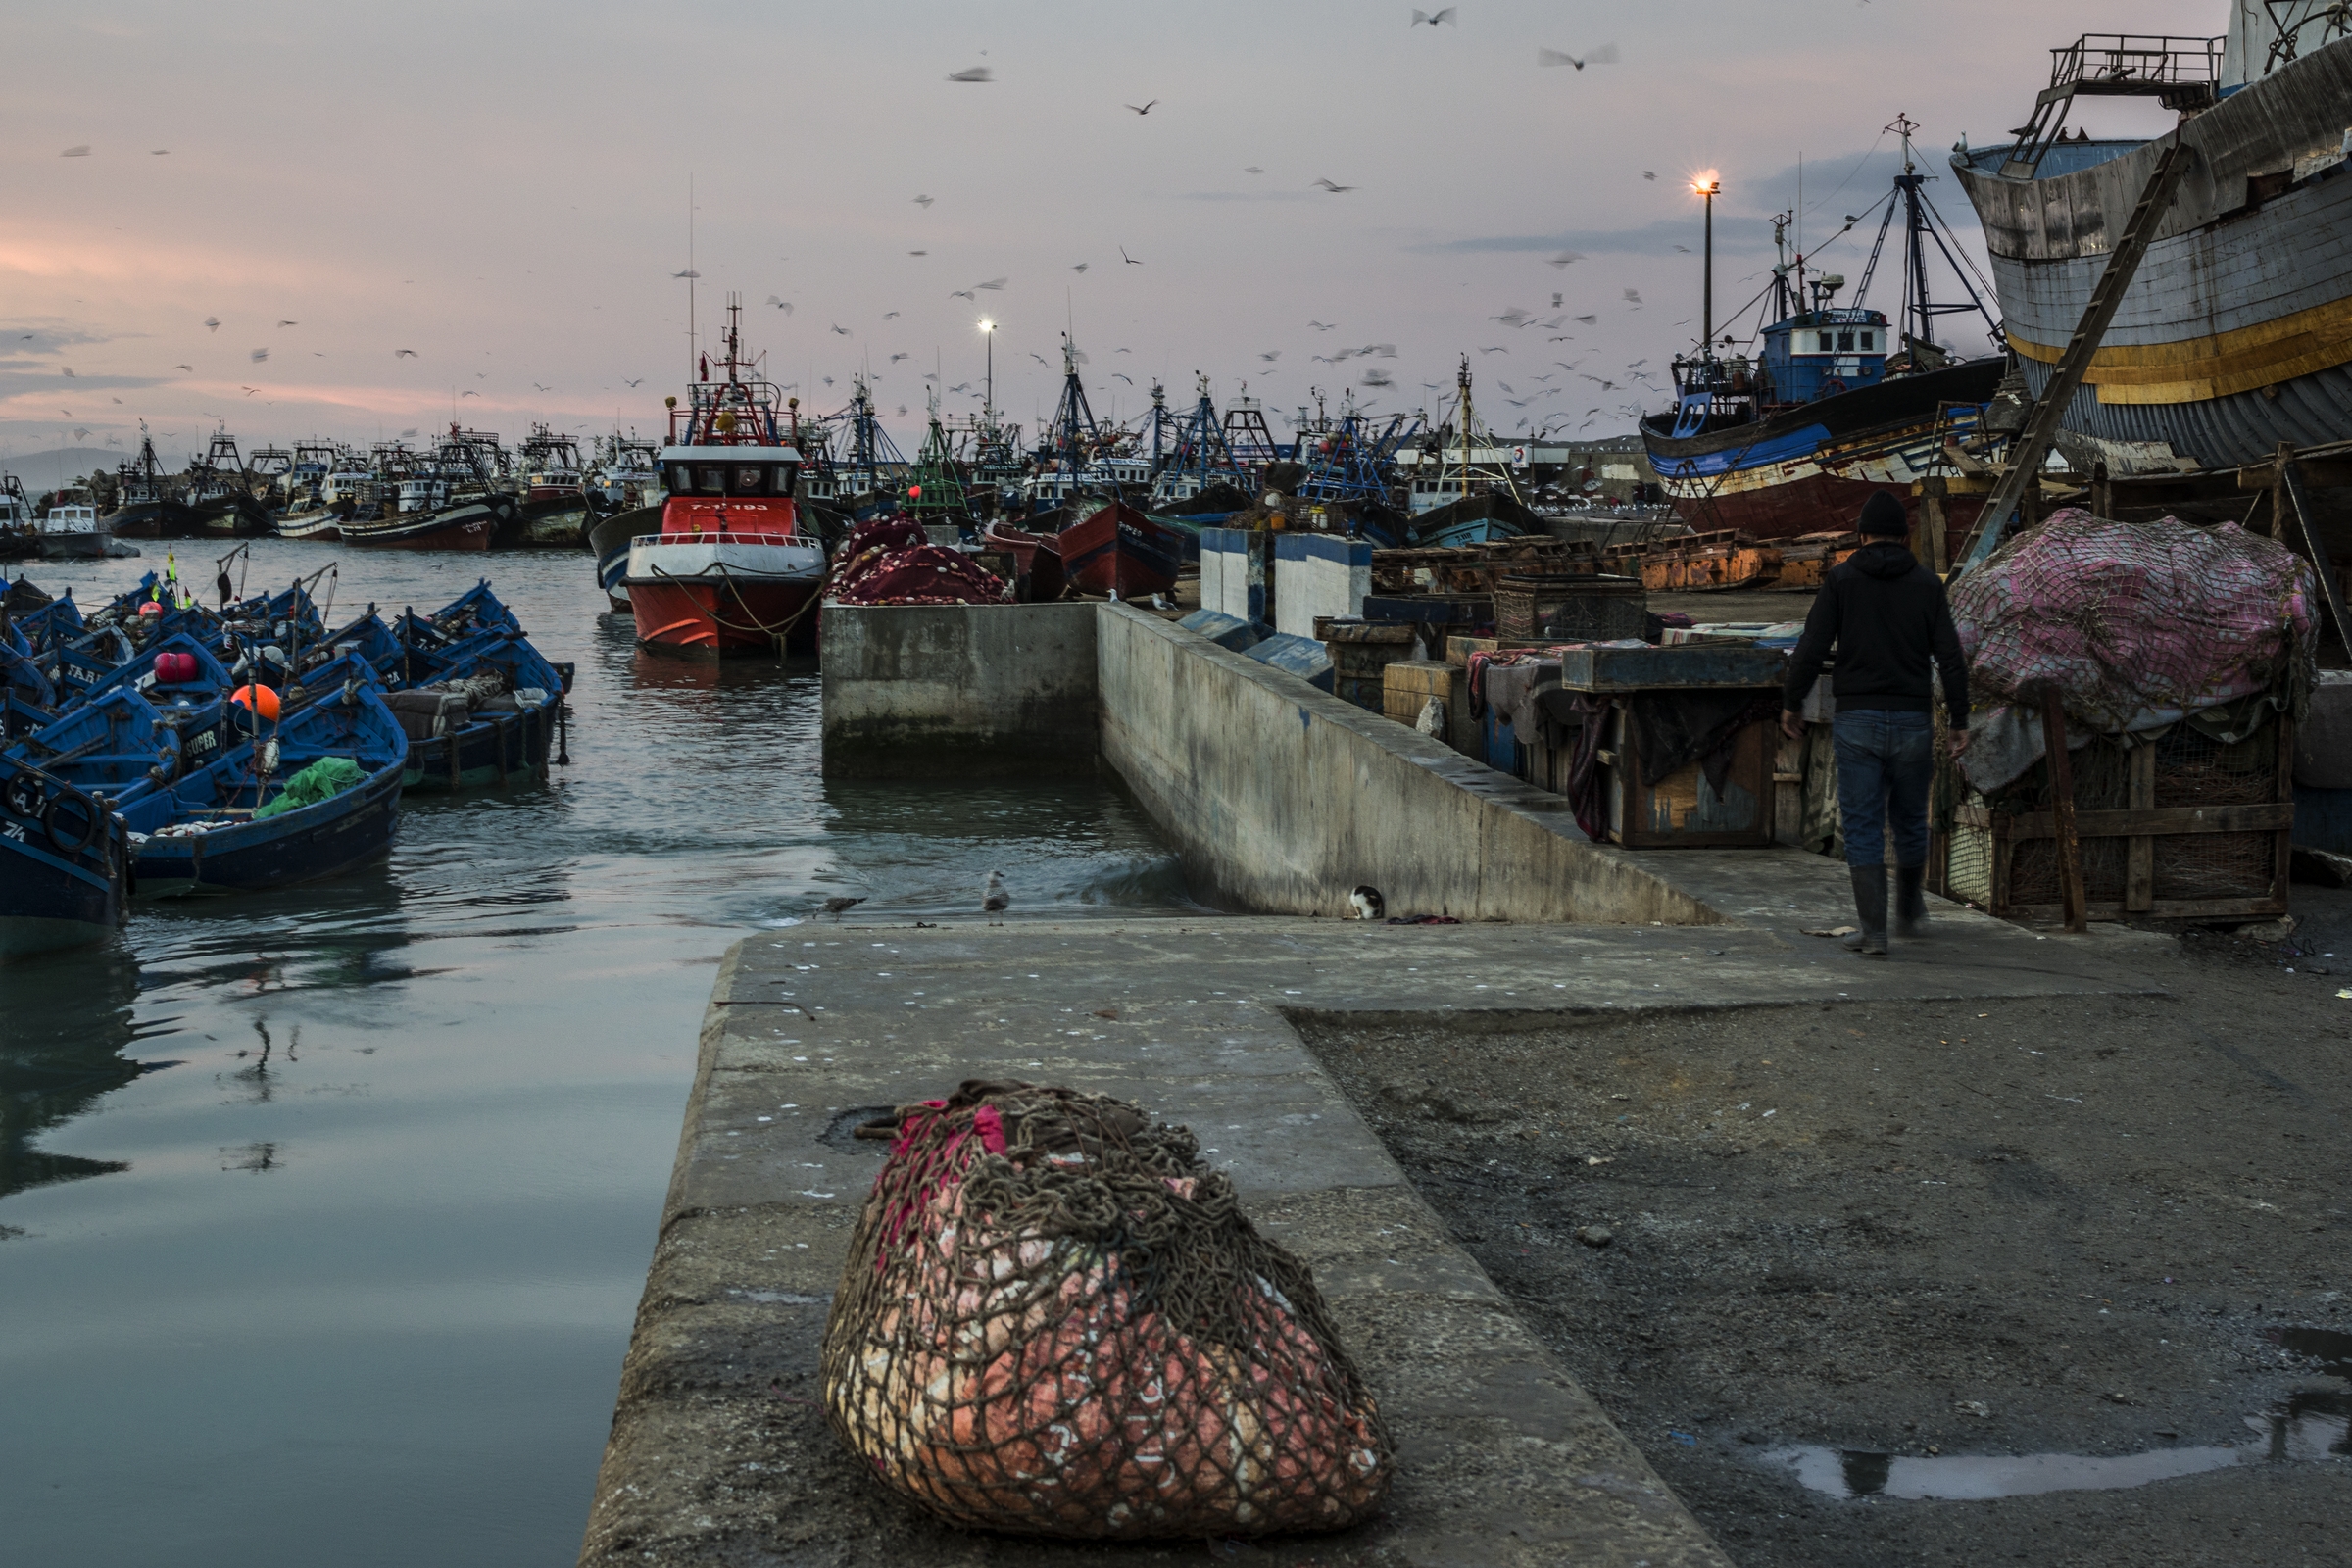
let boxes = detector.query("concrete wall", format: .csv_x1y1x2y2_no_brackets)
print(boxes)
820,603,1098,775
1199,527,1264,623
1095,604,1720,924
1272,533,1370,638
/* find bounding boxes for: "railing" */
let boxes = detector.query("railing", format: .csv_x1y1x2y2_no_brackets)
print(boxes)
2052,33,2223,93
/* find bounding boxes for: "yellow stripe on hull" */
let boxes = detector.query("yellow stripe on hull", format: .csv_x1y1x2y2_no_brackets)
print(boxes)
2008,294,2352,406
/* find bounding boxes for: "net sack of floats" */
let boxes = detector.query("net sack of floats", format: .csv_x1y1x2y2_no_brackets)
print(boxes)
1951,511,2317,733
821,1081,1391,1539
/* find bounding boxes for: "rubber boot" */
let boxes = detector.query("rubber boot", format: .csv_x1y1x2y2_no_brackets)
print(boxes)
1894,864,1928,939
1841,866,1888,956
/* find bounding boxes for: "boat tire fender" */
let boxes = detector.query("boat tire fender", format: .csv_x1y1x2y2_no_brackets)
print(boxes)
44,791,99,856
4,772,40,819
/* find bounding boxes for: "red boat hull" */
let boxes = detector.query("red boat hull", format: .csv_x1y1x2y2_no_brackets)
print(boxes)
1054,502,1181,599
979,522,1065,602
1666,472,1989,544
629,575,819,656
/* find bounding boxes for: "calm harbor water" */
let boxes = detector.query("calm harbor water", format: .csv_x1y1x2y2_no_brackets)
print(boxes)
0,542,1202,1567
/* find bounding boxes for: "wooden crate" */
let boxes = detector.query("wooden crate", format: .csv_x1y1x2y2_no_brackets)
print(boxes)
1598,700,1777,848
1382,660,1463,729
1931,716,2294,921
1322,623,1420,713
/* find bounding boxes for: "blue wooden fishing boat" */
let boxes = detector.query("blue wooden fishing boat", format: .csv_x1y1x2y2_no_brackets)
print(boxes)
388,627,567,790
0,754,129,958
102,654,409,897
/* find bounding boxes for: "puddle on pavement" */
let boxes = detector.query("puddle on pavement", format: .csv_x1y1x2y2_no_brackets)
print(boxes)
1772,1390,2351,1500
2269,1325,2352,1378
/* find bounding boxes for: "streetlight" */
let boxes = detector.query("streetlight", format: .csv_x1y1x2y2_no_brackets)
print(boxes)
1692,174,1721,361
977,319,996,420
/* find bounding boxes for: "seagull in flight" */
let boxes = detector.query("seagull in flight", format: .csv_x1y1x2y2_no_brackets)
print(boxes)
1309,320,1336,331
883,311,901,319
975,277,1007,291
172,364,192,371
1642,171,1657,181
1112,373,1134,384
1548,251,1586,269
1313,178,1356,193
1411,8,1456,24
1121,246,1141,265
1673,244,1692,253
950,289,975,300
672,269,701,278
277,319,298,327
1538,43,1619,69
462,389,480,398
533,382,551,391
1260,351,1281,362
766,297,793,312
1073,262,1089,272
947,67,993,82
1244,166,1264,174
913,194,935,207
204,316,220,332
830,324,851,335
1125,99,1157,115
395,349,417,358
889,352,909,363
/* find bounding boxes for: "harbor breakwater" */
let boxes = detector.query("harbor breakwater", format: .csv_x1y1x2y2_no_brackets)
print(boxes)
822,602,1723,924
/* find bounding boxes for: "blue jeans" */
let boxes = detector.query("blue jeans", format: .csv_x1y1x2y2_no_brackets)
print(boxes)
1834,710,1933,869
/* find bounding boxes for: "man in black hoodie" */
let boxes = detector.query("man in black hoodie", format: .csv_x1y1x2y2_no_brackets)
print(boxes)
1781,490,1970,956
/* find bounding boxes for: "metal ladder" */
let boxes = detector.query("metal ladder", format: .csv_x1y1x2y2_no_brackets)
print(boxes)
1957,136,2198,566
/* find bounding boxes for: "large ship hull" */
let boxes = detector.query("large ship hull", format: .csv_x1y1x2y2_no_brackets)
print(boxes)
624,537,825,656
1951,36,2352,473
341,502,498,551
106,500,211,539
1640,359,2004,538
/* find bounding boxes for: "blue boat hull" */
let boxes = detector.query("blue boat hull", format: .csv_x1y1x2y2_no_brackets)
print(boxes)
402,704,554,791
0,836,124,957
131,766,403,897
0,768,126,957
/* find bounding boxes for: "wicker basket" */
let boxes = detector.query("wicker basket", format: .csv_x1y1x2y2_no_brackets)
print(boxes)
1494,573,1645,642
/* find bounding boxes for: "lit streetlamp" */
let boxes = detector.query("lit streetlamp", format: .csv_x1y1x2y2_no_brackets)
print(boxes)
977,318,996,420
1692,174,1721,361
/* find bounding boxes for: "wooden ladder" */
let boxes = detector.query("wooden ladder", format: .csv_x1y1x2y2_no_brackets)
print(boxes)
1957,136,2198,567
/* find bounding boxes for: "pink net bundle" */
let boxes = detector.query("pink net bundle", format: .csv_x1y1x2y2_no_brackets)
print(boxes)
821,1082,1392,1540
1951,511,2317,732
830,539,1011,608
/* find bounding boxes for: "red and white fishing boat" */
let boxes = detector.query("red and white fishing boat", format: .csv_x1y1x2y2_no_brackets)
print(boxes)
624,299,827,656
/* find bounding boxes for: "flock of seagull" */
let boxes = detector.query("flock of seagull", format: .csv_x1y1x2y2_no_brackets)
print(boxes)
41,9,1673,444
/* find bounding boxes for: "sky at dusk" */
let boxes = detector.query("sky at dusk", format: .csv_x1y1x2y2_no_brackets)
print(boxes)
4,0,2214,473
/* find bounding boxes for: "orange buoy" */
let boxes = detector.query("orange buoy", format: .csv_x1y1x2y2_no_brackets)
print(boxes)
230,683,281,721
138,601,164,618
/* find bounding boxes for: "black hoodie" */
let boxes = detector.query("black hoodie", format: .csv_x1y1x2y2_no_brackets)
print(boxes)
1782,540,1970,727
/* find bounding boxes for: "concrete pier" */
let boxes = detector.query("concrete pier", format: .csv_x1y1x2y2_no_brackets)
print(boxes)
578,906,2160,1567
587,603,2170,1564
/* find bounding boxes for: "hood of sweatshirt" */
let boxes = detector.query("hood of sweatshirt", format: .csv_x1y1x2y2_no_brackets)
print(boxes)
1851,539,1918,580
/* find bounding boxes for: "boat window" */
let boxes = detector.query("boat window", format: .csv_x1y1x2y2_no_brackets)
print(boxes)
1817,333,1834,353
1859,332,1875,351
734,466,765,494
701,467,727,493
775,465,800,495
1838,331,1855,351
668,464,695,491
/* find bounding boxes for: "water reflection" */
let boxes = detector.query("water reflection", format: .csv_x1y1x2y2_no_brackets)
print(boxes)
0,944,145,1200
0,545,1204,1567
1771,1390,2352,1500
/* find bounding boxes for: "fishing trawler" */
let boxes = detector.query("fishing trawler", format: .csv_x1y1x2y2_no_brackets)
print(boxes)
1641,135,2007,538
1950,16,2352,472
623,298,826,656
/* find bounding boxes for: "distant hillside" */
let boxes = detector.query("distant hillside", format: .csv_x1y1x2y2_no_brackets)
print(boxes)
0,447,168,489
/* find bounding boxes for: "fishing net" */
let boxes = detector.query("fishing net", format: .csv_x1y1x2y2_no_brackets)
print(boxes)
1951,510,2316,734
821,1082,1392,1540
831,543,1012,607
